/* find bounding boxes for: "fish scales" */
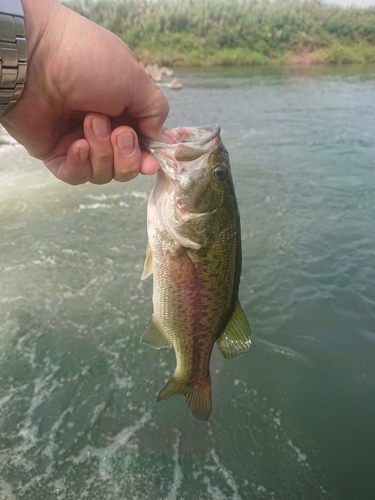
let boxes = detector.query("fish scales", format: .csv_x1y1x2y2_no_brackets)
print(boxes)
141,124,251,420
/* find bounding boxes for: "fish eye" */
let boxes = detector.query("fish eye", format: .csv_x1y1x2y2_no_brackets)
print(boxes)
214,165,228,181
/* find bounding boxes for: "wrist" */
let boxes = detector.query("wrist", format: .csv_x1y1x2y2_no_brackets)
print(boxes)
20,0,55,56
0,0,58,119
0,0,27,116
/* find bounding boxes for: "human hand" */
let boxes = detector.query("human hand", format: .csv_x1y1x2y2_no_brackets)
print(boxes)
0,0,169,184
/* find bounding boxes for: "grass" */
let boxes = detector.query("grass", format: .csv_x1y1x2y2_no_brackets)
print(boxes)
63,0,375,66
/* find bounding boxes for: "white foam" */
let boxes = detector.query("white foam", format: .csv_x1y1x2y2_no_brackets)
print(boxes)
256,338,314,368
70,411,152,470
0,390,15,410
77,203,113,211
164,431,183,500
128,190,148,200
114,375,134,390
202,477,228,500
210,449,243,500
288,439,308,464
0,478,16,500
0,296,24,304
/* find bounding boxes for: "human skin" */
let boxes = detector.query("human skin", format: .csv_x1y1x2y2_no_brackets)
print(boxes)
0,0,169,185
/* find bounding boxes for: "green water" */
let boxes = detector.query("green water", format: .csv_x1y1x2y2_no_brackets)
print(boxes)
0,65,374,500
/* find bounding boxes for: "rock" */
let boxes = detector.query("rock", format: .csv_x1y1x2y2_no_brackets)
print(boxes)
145,63,162,82
160,66,174,77
158,78,183,90
140,62,182,89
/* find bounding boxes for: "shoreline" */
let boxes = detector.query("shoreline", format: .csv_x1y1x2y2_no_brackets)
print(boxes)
135,44,375,68
140,58,375,89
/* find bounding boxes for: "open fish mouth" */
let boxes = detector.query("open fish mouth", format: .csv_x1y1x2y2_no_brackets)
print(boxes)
142,123,221,148
141,124,222,175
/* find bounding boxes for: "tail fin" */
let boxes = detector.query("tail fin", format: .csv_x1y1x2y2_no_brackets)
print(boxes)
157,376,212,421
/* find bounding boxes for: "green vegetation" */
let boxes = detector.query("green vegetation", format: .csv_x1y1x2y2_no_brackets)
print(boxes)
64,0,375,66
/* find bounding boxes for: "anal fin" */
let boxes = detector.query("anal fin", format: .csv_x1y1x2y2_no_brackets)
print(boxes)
141,316,172,349
216,300,251,359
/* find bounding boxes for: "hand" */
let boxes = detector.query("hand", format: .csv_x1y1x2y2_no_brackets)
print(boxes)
0,0,169,185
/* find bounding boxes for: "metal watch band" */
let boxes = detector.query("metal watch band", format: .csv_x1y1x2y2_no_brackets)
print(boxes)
0,0,27,117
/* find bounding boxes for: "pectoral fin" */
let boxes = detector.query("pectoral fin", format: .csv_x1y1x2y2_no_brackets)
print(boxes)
216,300,251,359
141,243,153,280
141,316,172,349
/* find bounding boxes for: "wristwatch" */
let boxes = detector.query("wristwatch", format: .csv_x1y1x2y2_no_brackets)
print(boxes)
0,0,27,117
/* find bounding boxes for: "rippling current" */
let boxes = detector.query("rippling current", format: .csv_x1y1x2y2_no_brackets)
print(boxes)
1,65,374,500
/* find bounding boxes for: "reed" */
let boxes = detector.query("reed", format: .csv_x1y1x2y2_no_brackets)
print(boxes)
63,0,375,65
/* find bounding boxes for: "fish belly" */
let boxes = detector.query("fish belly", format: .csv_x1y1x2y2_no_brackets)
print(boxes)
150,225,237,420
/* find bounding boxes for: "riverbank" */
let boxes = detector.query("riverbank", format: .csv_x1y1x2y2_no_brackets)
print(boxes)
64,0,375,67
136,43,375,67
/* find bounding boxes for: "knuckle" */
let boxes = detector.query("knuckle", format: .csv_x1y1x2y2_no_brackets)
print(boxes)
114,162,139,182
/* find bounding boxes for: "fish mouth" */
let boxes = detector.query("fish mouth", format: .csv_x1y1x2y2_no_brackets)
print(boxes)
140,124,221,169
158,124,221,148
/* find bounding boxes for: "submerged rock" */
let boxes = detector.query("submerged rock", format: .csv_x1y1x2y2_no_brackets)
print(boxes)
144,63,163,82
141,62,182,89
158,78,183,90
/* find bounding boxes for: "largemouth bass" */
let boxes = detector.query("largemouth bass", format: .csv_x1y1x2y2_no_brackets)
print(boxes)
141,124,251,420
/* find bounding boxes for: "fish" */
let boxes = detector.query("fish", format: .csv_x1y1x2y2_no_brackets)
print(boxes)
141,124,251,421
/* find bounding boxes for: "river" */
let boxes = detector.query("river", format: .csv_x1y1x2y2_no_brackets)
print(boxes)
0,64,374,500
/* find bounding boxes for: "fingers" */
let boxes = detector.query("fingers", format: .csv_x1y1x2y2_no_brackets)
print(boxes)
110,126,141,182
83,114,114,184
139,151,160,176
44,113,157,185
44,138,92,185
85,114,158,182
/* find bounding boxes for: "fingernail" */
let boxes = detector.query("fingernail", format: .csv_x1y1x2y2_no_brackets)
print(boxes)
79,144,89,162
92,115,109,140
117,132,135,155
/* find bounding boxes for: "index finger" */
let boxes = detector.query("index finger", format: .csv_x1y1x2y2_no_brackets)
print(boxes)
126,65,169,141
